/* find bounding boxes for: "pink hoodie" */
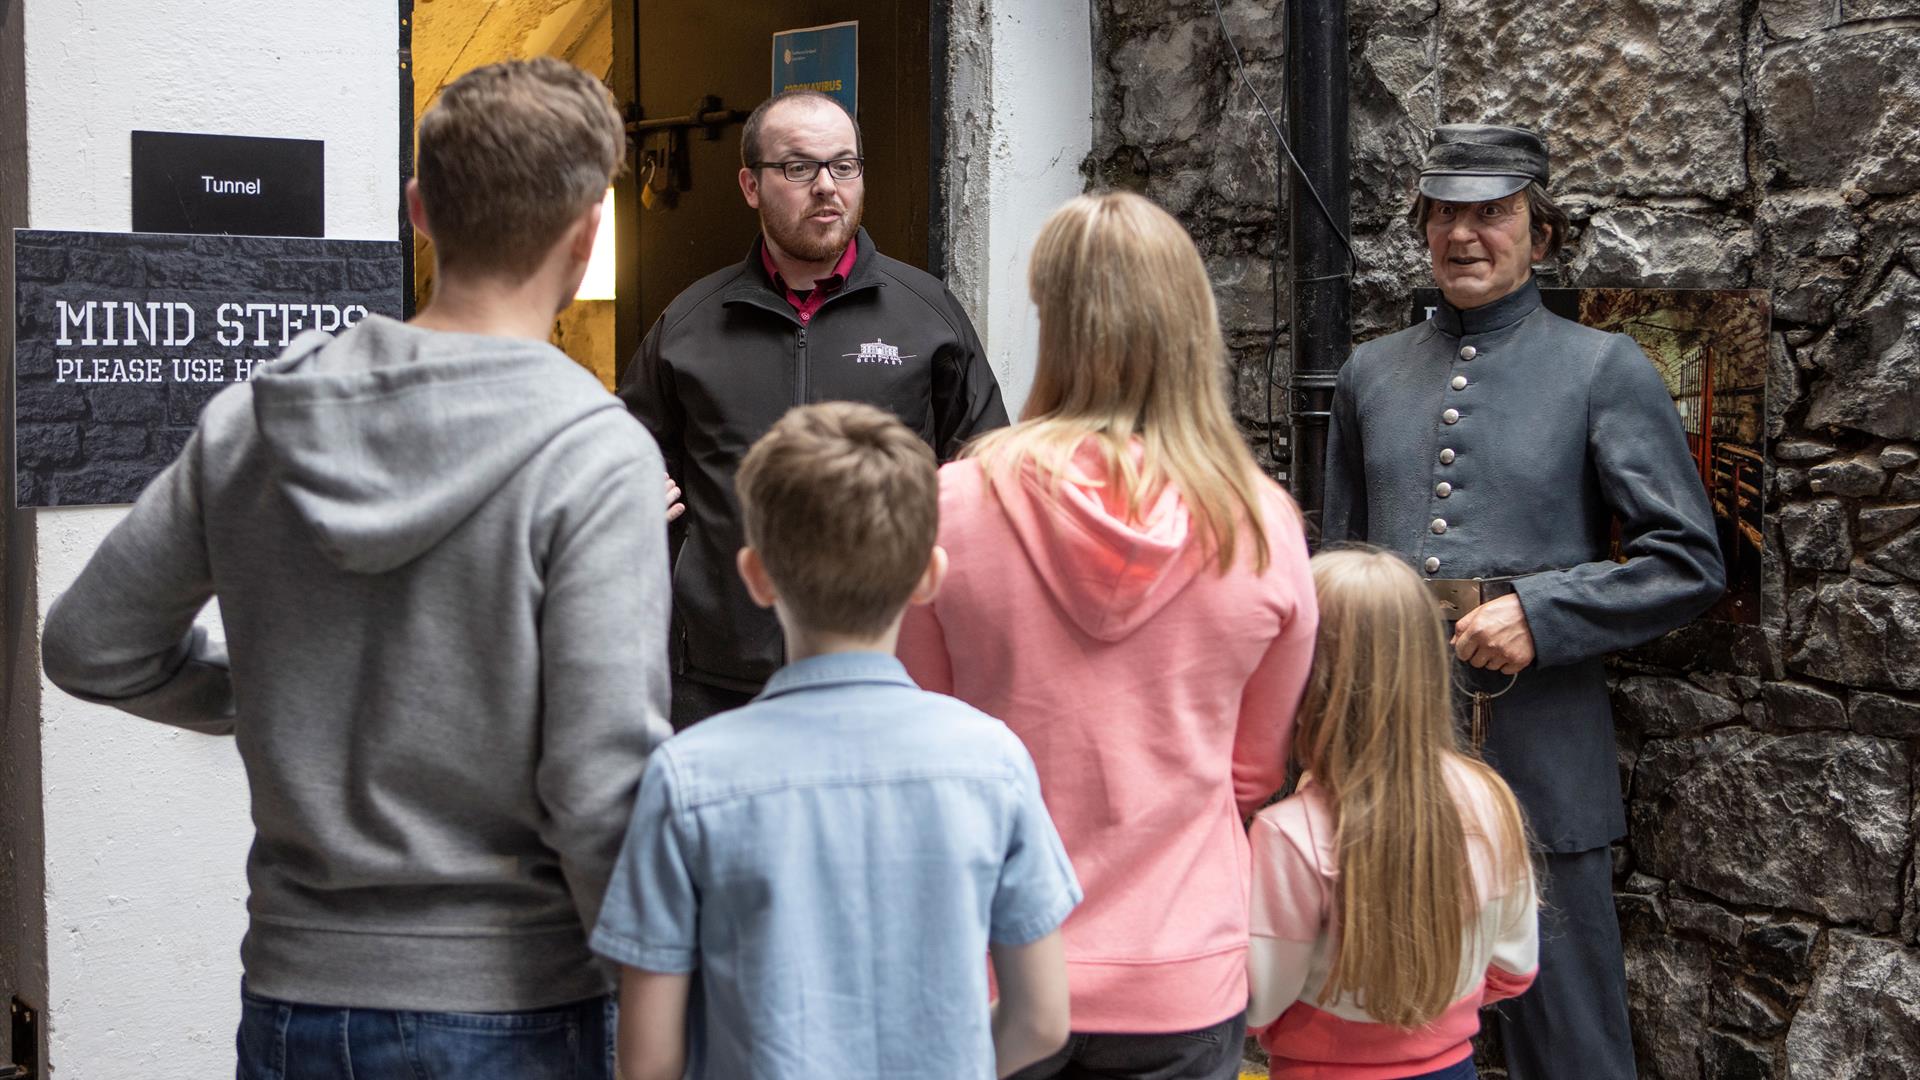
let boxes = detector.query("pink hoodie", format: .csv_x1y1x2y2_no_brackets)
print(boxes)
898,441,1318,1032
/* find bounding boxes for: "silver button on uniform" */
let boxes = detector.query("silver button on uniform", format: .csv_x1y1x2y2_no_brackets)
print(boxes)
1424,556,1441,573
1436,482,1453,498
1459,345,1477,360
1431,518,1448,534
1451,375,1468,390
1442,408,1460,424
1440,448,1456,464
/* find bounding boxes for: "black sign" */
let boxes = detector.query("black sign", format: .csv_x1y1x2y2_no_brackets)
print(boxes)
132,131,325,238
14,229,404,507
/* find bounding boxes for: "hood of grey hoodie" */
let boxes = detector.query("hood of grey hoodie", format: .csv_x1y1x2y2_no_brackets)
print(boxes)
250,314,623,575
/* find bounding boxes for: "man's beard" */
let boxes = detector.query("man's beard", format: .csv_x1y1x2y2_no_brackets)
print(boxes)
762,197,863,263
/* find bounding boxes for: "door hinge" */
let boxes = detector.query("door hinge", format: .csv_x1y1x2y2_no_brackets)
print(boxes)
7,996,37,1080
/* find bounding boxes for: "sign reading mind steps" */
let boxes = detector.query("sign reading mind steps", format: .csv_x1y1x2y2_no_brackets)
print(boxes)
13,229,404,508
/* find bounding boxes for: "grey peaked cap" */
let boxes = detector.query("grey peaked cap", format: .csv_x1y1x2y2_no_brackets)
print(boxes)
1418,123,1550,202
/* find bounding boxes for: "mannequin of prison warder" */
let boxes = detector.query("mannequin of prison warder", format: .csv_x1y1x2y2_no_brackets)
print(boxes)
1322,122,1725,1079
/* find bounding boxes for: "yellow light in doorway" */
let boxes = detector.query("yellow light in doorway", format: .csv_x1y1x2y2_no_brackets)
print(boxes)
576,188,616,301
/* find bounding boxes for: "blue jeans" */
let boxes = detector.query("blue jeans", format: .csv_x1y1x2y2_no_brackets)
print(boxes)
236,986,614,1080
1409,1057,1479,1079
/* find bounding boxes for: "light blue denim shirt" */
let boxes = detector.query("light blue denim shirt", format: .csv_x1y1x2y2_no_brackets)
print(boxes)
591,652,1081,1079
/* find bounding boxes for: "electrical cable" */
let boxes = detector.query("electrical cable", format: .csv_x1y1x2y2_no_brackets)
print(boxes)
1209,0,1360,268
1209,0,1358,472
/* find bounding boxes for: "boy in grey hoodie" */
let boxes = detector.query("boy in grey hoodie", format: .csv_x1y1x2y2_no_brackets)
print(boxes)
42,58,669,1078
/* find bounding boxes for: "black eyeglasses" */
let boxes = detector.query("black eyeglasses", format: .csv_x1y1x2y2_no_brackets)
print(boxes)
750,157,865,183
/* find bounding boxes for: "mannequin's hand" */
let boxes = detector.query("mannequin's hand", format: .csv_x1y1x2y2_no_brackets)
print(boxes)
1452,594,1535,675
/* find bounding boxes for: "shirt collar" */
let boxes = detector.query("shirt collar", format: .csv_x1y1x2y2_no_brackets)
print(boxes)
757,651,917,700
1433,276,1542,337
758,238,859,297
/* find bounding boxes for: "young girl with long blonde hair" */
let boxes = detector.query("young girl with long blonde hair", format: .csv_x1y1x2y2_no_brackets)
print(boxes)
898,191,1317,1079
1248,549,1538,1079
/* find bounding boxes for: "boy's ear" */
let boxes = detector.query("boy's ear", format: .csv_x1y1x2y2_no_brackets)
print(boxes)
405,179,433,243
737,547,779,610
908,545,949,607
569,197,603,266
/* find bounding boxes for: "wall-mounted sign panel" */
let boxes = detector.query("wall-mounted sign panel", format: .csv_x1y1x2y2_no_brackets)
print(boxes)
772,21,858,117
132,131,325,237
14,229,404,508
1411,287,1769,625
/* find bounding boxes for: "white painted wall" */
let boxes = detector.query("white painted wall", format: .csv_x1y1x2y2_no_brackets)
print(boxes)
20,1,397,1074
949,0,1093,418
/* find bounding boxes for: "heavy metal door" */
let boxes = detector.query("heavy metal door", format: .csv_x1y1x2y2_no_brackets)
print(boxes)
612,1,937,379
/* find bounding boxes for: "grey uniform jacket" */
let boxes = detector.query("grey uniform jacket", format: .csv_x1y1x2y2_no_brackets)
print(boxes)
1324,279,1725,851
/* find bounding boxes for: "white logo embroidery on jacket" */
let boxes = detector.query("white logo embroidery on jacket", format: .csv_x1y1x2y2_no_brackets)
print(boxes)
844,339,915,366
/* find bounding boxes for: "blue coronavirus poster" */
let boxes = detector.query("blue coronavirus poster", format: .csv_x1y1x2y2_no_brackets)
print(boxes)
771,21,858,117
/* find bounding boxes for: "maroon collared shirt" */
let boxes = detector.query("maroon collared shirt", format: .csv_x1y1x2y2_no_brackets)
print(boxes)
759,240,859,324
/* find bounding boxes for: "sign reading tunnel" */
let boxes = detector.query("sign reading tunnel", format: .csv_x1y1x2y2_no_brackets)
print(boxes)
13,229,404,508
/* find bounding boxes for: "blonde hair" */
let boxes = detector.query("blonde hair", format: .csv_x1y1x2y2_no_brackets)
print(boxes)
416,57,624,277
736,402,938,638
967,191,1281,574
1296,549,1533,1029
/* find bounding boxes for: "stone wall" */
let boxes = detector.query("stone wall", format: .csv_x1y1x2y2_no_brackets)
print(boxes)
1090,1,1920,1075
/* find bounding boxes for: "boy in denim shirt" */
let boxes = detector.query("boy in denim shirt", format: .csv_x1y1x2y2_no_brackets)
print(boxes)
593,402,1081,1079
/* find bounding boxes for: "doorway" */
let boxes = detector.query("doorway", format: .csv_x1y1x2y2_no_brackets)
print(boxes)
403,1,943,389
613,1,939,381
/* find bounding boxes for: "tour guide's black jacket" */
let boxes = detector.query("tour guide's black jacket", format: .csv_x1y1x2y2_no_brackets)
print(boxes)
619,229,1009,691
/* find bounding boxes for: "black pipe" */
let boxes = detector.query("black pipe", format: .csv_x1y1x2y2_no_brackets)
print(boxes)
1284,0,1351,534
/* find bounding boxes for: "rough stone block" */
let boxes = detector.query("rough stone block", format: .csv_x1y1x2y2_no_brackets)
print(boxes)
19,423,81,466
1710,979,1789,1037
85,425,151,462
1440,0,1745,198
1807,267,1920,438
1632,729,1909,926
1760,0,1835,38
1769,332,1799,437
1743,916,1820,987
1851,690,1920,736
1773,438,1838,461
1112,21,1214,148
87,387,168,424
16,383,87,422
1667,894,1746,948
1894,472,1920,501
1780,497,1853,570
1869,524,1920,581
1763,680,1848,731
1791,577,1920,691
51,462,163,507
1880,444,1920,470
1703,1032,1772,1080
1614,675,1742,736
1623,919,1712,1080
1568,207,1754,288
1206,253,1278,333
1784,932,1920,1077
1859,502,1920,543
1808,454,1886,496
1758,31,1920,194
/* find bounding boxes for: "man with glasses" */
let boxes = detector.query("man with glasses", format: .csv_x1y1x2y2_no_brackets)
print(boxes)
621,90,1007,728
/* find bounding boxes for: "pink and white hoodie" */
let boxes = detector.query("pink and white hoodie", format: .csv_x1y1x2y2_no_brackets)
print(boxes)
898,441,1317,1033
1247,762,1540,1079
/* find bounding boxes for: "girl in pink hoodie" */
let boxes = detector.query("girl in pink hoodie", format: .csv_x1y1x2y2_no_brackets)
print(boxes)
898,191,1317,1079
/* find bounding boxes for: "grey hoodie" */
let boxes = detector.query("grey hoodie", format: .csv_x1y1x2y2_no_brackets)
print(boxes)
42,315,672,1011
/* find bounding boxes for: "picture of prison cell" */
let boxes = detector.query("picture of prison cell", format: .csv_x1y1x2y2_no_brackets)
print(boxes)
1580,288,1770,625
404,0,939,390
